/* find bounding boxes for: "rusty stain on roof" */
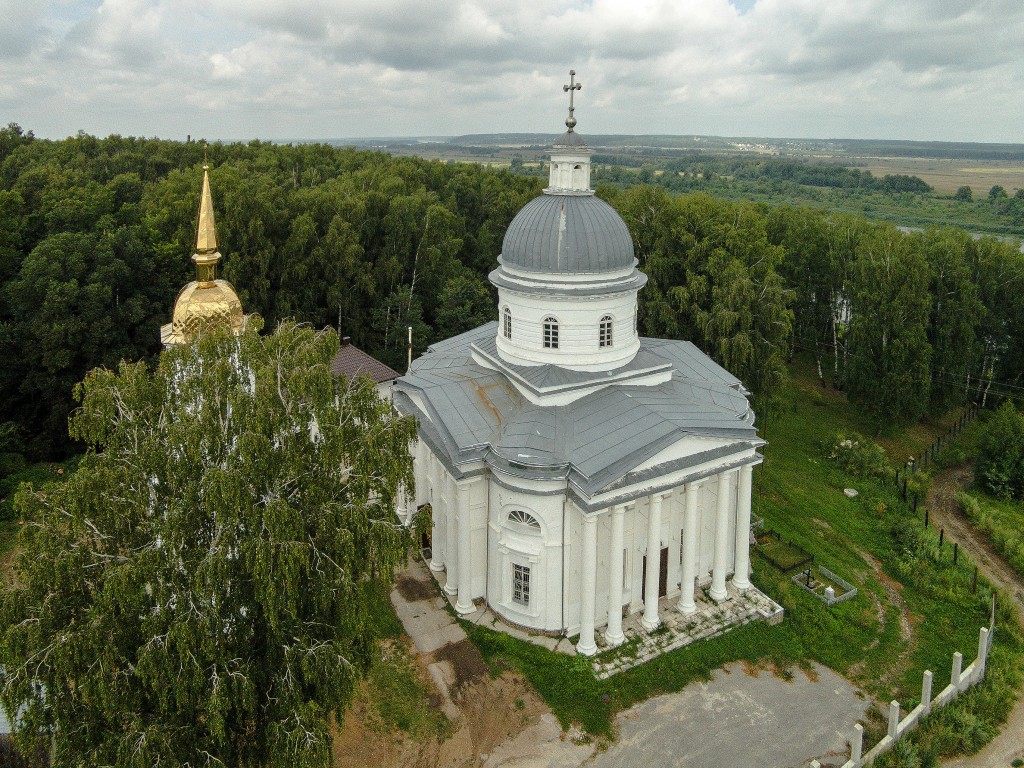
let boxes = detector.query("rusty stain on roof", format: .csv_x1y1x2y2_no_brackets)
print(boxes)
473,380,504,427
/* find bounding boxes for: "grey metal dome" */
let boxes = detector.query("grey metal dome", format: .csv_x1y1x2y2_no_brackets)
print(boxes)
500,193,635,274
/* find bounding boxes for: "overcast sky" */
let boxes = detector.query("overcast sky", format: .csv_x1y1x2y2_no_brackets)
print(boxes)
1,0,1021,144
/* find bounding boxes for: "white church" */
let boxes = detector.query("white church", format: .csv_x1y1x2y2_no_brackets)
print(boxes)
394,74,771,656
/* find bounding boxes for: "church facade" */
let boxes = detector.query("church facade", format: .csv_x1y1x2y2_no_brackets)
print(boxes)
394,75,768,656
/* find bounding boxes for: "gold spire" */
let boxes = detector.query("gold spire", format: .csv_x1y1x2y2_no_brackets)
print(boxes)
195,163,218,255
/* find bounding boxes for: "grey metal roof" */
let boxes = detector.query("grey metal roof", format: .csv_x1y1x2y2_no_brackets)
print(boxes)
500,193,635,274
394,324,759,501
554,130,588,148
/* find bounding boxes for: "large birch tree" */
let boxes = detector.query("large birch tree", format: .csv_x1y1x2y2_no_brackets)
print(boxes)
0,322,415,767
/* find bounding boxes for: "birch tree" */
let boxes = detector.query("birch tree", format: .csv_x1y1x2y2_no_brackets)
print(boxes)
0,322,415,767
845,225,932,426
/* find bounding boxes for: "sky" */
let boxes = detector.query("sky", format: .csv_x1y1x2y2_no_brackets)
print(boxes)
1,0,1021,144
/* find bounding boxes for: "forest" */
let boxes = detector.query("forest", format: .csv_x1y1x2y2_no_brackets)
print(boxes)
0,123,1023,465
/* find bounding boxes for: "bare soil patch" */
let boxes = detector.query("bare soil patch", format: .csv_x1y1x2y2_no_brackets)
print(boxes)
434,639,489,691
397,571,440,602
331,667,545,768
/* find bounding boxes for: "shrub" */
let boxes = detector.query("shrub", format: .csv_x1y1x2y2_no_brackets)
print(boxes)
826,433,893,481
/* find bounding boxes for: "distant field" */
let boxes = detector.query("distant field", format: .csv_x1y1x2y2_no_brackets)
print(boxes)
850,156,1024,195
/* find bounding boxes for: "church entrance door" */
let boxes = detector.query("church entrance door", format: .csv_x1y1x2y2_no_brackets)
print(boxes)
641,547,669,601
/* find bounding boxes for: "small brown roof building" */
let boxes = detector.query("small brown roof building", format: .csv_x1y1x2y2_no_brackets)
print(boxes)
330,336,401,384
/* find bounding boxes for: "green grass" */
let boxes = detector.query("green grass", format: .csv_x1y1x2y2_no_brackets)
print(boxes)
360,640,452,740
754,535,812,571
958,491,1024,579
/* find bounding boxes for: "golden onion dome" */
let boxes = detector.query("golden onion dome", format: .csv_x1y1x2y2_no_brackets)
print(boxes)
161,162,250,347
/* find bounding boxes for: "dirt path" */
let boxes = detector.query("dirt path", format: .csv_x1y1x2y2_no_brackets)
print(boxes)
928,465,1024,611
927,464,1024,768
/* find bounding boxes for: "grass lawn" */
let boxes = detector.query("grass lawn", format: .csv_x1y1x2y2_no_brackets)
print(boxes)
463,361,1022,759
958,489,1024,579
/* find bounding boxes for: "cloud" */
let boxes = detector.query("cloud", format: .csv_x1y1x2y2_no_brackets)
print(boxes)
0,0,1021,142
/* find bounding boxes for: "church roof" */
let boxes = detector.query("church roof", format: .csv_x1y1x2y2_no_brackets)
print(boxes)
331,337,400,383
394,324,758,502
500,193,635,274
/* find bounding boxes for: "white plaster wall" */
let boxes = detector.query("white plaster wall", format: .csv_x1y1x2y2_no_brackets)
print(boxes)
698,481,715,583
486,476,566,632
416,439,755,636
467,475,489,599
667,491,683,594
496,288,639,370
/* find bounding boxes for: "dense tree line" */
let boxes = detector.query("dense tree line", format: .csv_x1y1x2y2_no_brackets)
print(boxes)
0,125,539,457
1,125,1023,462
592,155,934,194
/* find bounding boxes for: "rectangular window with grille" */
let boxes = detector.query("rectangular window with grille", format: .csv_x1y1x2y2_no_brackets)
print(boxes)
512,563,530,606
543,320,558,349
599,317,613,347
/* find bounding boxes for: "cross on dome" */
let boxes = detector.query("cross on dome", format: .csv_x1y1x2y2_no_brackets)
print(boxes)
563,70,582,131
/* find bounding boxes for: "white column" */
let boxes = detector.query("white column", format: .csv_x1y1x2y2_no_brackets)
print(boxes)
413,439,425,505
429,495,445,571
443,474,459,597
710,470,734,602
641,493,665,631
455,482,474,614
605,505,626,647
678,480,701,614
577,512,599,656
732,465,753,592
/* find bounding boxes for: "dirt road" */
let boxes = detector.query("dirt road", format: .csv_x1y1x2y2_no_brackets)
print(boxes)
928,465,1024,768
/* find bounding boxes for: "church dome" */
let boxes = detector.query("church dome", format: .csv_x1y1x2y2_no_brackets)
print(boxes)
161,164,251,347
500,193,635,275
170,275,245,341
